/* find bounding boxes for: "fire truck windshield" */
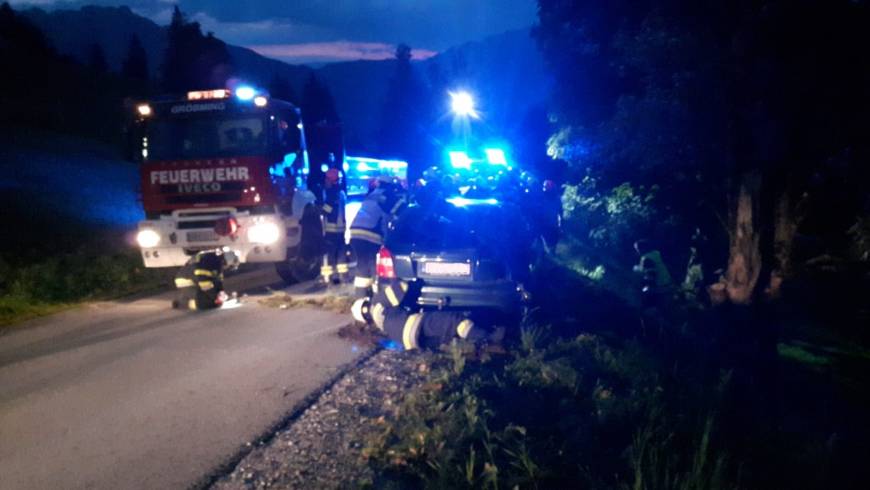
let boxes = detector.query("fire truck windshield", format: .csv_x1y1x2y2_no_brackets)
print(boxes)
146,115,268,160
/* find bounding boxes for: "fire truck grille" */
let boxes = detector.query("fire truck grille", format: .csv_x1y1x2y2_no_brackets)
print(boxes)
166,193,243,205
177,220,217,230
186,230,220,242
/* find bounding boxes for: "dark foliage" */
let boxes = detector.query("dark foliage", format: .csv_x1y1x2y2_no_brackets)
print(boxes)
0,3,138,145
87,43,108,74
300,72,339,125
536,0,870,289
161,6,232,93
377,44,434,170
268,74,297,105
121,34,148,83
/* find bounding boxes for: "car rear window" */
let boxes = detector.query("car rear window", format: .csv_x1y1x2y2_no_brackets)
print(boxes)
388,201,516,251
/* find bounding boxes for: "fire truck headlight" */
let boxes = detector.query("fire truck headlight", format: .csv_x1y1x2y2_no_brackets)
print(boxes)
136,229,160,248
253,96,268,107
248,222,281,244
137,104,152,116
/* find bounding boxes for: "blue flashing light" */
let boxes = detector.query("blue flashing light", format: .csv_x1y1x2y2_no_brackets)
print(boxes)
484,148,507,165
448,151,472,169
379,160,408,170
343,162,350,172
356,162,376,172
346,156,408,170
320,163,329,173
446,196,500,207
235,86,255,101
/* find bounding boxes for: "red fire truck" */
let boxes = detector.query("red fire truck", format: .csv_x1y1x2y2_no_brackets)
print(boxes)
131,86,323,282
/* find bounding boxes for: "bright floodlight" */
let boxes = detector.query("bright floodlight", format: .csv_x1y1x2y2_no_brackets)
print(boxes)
235,86,255,100
484,148,507,165
448,151,473,169
450,91,477,117
253,95,268,107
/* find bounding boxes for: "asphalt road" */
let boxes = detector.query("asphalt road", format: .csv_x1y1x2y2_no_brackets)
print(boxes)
0,268,362,490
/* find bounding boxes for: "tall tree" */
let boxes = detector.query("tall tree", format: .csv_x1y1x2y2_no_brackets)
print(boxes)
161,6,231,92
377,44,430,170
87,43,108,74
121,34,148,82
268,74,297,105
300,73,338,124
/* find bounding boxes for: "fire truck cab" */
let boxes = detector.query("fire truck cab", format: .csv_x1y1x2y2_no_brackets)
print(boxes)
132,86,322,282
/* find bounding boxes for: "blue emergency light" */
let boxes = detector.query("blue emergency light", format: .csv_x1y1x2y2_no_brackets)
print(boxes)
235,86,256,100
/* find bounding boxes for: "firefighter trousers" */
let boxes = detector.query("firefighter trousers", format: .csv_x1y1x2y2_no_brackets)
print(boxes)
382,309,484,350
350,238,380,297
321,232,348,283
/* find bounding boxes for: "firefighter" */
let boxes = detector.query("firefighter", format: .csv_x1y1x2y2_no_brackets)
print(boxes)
320,168,348,285
350,278,485,350
383,309,483,350
173,249,239,310
533,179,561,251
349,184,389,297
633,239,673,308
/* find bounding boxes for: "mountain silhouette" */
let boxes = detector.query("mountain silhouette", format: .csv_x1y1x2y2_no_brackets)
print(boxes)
21,5,548,154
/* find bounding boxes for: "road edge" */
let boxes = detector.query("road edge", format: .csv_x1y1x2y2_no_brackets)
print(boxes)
192,341,382,490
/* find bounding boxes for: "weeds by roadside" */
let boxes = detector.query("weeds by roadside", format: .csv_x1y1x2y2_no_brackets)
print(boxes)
0,240,171,327
362,328,735,489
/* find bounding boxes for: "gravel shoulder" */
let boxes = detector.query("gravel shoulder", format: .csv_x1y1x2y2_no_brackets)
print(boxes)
212,348,433,489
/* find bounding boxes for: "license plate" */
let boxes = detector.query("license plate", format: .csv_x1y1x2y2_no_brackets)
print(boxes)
422,261,471,277
187,230,219,242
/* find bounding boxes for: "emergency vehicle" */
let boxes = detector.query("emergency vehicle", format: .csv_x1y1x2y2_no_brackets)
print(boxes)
131,86,323,282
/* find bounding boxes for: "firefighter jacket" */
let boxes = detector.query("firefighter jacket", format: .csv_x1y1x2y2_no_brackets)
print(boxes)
321,187,346,235
349,189,388,244
174,251,224,310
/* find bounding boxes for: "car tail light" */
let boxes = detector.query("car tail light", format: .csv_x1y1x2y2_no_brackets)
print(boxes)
376,246,396,279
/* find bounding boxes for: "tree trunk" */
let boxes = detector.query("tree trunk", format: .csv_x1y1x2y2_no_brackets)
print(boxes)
773,191,801,278
766,186,807,298
722,173,762,304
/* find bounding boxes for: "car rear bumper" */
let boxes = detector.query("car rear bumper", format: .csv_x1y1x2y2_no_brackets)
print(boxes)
415,280,523,312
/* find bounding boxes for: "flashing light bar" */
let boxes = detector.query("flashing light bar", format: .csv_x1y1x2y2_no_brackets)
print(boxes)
187,89,229,101
345,156,408,171
446,196,500,207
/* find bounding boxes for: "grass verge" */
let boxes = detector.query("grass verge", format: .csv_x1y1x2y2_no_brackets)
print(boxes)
0,243,173,328
362,330,732,489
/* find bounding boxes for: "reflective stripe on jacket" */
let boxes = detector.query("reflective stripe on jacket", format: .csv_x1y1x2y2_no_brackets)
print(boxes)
349,191,387,244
